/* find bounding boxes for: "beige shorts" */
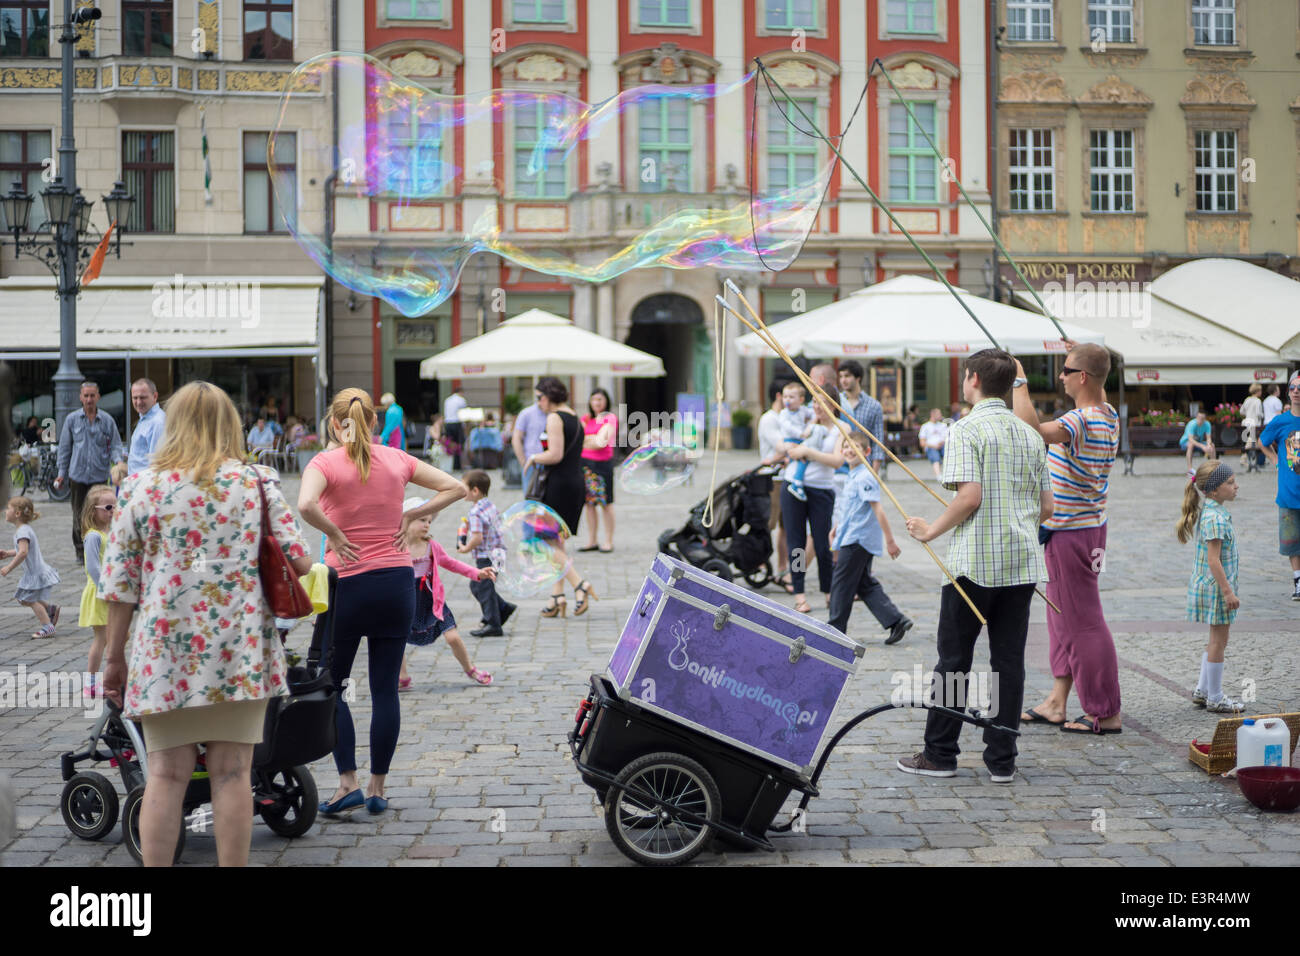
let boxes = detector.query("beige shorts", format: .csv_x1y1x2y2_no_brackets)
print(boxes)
140,698,270,752
769,480,785,531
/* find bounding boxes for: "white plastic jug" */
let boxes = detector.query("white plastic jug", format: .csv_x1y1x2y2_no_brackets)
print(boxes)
1236,718,1291,769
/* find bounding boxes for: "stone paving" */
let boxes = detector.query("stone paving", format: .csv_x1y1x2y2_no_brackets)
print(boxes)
2,449,1298,867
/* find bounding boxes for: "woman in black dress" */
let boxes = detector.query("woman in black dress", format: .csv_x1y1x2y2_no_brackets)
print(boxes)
523,377,598,618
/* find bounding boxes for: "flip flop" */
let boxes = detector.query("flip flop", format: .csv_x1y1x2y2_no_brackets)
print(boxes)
577,545,600,552
775,572,795,595
1021,708,1065,726
1061,716,1122,735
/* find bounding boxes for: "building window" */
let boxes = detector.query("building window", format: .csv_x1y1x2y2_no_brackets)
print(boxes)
385,0,442,17
1192,0,1234,44
639,96,690,193
244,131,295,233
123,0,173,56
1006,0,1053,41
0,130,51,228
0,0,48,56
515,102,567,198
513,0,566,22
765,0,817,31
886,0,935,33
889,102,939,203
122,130,175,234
1087,0,1132,43
767,99,818,192
382,100,445,196
1089,129,1134,212
639,0,690,26
1194,129,1236,211
244,0,293,60
1008,128,1054,211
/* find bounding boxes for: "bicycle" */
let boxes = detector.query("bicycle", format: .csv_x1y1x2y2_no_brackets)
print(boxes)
7,443,70,502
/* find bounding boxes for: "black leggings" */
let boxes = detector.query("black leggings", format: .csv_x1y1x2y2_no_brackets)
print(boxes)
326,566,414,777
781,484,835,596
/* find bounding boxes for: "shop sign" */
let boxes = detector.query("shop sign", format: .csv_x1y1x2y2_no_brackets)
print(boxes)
1254,369,1279,381
1001,260,1149,285
841,344,869,354
461,365,485,374
1135,369,1160,381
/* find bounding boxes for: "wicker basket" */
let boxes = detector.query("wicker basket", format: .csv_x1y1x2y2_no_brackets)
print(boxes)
1188,712,1300,774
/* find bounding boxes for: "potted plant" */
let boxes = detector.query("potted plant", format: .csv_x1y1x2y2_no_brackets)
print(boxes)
503,393,525,417
294,438,323,472
730,408,753,450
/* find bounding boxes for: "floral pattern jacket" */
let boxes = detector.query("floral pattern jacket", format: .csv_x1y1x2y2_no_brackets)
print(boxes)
98,462,308,719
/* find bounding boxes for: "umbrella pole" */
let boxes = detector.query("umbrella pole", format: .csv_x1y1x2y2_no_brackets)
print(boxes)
718,290,988,627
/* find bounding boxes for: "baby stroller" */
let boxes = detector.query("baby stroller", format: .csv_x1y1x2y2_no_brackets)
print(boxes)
657,465,778,588
58,582,339,864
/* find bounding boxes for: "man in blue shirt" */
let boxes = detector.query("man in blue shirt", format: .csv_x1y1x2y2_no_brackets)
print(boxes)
1259,372,1300,600
54,381,125,563
247,416,276,451
832,360,885,469
1180,410,1214,469
512,387,547,489
828,431,912,644
126,378,166,476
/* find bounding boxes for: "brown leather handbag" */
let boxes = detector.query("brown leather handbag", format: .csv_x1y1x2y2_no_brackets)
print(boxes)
254,471,313,619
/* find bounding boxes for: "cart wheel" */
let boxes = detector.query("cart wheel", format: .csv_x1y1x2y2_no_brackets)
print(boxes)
605,752,720,867
61,772,119,841
46,475,71,502
121,785,185,865
257,765,318,838
700,558,733,582
743,562,772,590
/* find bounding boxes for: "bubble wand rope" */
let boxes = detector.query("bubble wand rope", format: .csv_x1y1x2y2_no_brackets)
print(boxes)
869,58,1068,340
699,296,727,530
720,285,1060,616
754,57,1001,351
717,289,987,627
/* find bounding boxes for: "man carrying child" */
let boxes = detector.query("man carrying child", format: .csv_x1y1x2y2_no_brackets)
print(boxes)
457,470,516,637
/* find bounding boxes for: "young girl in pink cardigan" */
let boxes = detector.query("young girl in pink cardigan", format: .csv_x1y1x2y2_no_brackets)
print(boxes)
400,497,493,687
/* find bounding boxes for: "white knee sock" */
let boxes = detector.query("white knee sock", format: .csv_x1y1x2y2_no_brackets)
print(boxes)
1206,661,1225,701
1195,652,1209,693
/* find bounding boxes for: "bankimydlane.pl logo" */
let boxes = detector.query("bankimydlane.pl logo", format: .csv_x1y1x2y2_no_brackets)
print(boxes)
49,887,151,936
665,621,819,729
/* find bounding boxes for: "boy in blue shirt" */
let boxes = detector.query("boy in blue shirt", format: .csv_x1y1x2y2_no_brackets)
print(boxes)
1259,372,1300,600
828,431,913,644
1180,410,1215,469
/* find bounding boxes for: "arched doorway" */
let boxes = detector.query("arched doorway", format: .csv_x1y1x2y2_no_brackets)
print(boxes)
625,293,709,427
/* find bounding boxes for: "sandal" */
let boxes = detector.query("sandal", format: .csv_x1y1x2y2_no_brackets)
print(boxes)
541,595,566,618
775,572,795,595
574,580,598,616
794,599,812,614
467,667,493,685
32,623,55,638
1061,716,1122,735
398,676,412,692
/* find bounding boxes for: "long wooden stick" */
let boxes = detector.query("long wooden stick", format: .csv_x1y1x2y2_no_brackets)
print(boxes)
717,292,988,627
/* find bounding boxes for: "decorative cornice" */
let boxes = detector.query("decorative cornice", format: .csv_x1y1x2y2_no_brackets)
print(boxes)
998,70,1070,105
613,42,720,76
877,50,958,80
1075,74,1153,110
1180,72,1255,109
369,40,465,69
494,42,588,73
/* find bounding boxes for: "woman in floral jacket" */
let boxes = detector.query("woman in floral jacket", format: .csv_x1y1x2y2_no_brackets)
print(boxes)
100,382,312,867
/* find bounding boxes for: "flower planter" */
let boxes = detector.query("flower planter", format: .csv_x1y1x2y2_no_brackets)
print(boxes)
295,449,319,471
1127,425,1184,449
730,425,753,451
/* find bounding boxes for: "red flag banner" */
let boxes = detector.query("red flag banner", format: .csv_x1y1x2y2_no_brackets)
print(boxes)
80,220,115,287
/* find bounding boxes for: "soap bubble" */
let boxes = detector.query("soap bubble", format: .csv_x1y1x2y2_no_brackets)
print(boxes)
270,52,834,317
619,444,696,495
495,501,571,599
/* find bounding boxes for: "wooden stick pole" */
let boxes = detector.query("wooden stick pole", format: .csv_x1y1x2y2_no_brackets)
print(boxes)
717,293,989,627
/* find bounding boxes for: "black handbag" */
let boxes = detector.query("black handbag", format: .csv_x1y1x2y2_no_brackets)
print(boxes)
525,463,549,501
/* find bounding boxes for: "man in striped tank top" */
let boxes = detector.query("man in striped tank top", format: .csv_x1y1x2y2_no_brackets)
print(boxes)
1010,343,1123,735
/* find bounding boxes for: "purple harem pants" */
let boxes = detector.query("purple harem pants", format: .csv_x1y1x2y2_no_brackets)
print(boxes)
1044,524,1121,721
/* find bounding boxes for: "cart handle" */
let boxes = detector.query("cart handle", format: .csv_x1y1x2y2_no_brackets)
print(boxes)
769,702,1019,832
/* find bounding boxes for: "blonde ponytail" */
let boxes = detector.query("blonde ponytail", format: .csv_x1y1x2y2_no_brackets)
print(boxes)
1176,460,1231,544
329,387,376,483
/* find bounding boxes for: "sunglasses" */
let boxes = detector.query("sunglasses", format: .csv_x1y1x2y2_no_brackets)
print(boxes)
95,504,114,512
1289,384,1300,391
1061,366,1085,377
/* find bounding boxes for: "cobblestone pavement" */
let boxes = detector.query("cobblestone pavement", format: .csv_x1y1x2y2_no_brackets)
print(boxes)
3,451,1298,867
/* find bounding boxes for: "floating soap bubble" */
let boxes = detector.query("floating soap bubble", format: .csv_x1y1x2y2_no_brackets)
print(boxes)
495,500,571,600
619,444,696,495
270,52,836,317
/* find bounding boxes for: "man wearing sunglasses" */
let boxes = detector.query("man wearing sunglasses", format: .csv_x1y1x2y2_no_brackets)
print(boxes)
1008,341,1122,736
1258,373,1300,600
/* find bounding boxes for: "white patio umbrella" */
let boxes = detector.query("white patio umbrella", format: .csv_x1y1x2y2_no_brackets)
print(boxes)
419,308,665,380
736,275,1102,360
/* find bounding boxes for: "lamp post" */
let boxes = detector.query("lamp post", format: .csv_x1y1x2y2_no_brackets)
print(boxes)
0,2,133,438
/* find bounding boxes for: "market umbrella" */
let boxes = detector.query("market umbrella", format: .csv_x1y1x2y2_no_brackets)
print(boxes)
419,308,666,380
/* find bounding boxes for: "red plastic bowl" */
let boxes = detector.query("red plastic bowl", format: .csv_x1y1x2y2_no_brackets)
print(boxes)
1237,766,1300,812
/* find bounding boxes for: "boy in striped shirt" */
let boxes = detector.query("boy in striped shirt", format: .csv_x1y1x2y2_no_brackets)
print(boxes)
1011,342,1122,735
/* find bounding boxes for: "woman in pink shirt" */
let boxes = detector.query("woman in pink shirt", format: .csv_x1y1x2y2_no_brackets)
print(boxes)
580,388,618,553
298,387,465,815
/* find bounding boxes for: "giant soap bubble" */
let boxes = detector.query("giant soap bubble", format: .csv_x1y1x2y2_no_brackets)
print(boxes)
495,500,572,600
270,52,835,317
619,444,696,495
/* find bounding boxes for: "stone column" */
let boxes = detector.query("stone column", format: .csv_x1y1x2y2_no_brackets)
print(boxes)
574,281,595,402
596,281,616,401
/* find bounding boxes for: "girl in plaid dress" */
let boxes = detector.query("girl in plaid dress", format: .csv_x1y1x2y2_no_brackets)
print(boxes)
1176,460,1242,714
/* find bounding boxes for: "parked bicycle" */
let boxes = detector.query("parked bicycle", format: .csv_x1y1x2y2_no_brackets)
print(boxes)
6,443,70,502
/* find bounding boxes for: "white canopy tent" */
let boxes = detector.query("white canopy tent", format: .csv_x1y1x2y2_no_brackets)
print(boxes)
419,308,665,380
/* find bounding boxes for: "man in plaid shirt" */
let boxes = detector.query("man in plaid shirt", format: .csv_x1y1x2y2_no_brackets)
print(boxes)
457,470,516,637
898,349,1052,784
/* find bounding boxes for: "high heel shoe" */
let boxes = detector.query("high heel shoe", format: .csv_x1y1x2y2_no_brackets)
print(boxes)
541,595,567,618
574,580,599,616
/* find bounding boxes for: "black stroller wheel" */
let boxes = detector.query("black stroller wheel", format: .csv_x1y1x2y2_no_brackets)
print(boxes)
122,785,185,865
257,765,318,837
604,752,720,867
61,772,119,840
743,562,773,590
699,558,732,581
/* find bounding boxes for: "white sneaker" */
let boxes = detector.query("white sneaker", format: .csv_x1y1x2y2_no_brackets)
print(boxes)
1205,696,1244,714
1291,578,1300,601
989,769,1015,784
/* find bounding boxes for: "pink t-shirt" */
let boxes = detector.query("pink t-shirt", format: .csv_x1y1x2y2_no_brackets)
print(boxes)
308,444,419,578
581,413,617,462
